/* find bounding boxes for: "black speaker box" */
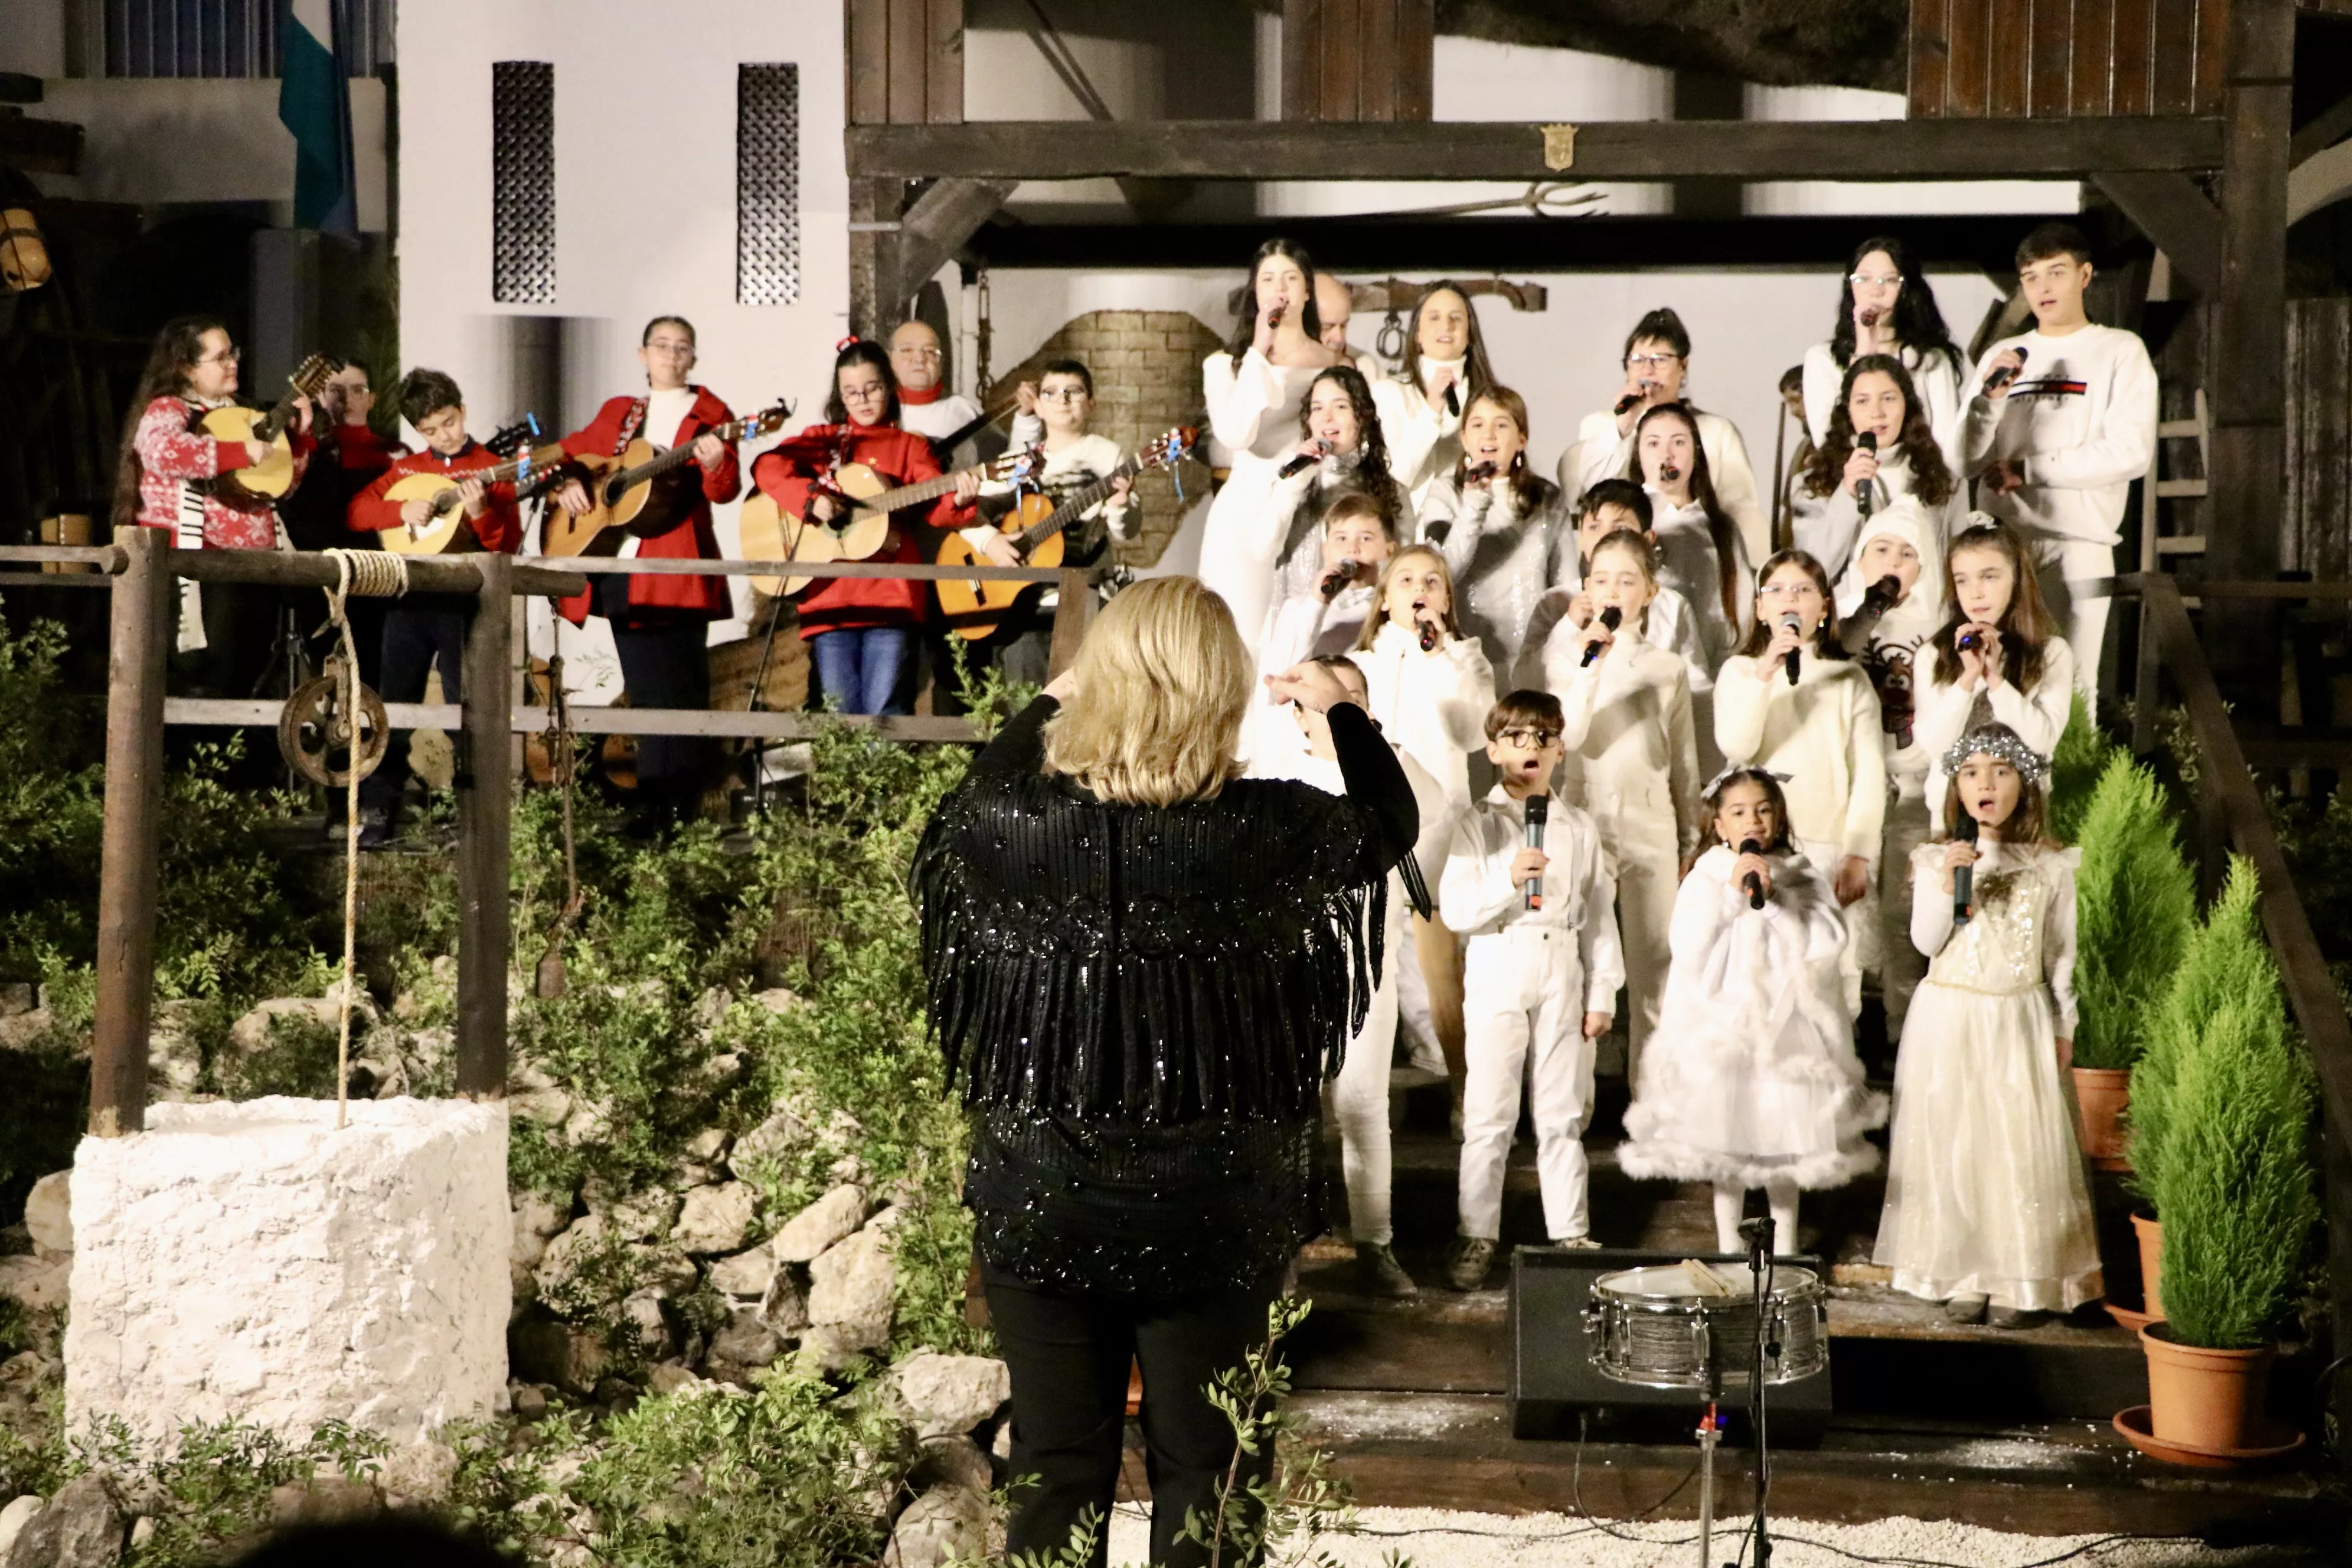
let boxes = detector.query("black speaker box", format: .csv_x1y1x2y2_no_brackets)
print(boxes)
1507,1246,1833,1444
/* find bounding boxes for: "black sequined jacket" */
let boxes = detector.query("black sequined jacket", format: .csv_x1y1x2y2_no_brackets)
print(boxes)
914,694,1417,1298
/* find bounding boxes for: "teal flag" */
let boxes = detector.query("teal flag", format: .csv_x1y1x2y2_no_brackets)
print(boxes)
279,0,356,235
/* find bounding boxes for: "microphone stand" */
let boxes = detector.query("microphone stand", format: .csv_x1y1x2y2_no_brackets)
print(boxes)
1738,1213,1778,1568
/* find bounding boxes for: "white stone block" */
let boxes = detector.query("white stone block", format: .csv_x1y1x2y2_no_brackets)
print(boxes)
64,1097,509,1445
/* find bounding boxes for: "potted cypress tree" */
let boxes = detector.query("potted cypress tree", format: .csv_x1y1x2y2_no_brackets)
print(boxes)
2069,754,2196,1169
2131,988,2317,1461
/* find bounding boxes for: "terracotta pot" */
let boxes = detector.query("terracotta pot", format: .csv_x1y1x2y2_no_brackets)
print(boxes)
2071,1067,2133,1171
2132,1209,2165,1321
2140,1324,2275,1452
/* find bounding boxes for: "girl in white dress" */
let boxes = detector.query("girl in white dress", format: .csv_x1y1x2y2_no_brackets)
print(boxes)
1620,768,1886,1254
1246,493,1396,765
1371,280,1499,518
1632,403,1752,675
1913,517,2074,811
1543,528,1703,1082
1799,236,1969,475
1875,723,2101,1327
1423,387,1575,693
1199,238,1341,652
1258,364,1410,618
1795,354,1968,580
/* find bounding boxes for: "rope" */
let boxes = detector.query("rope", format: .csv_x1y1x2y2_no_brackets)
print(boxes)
319,548,409,1130
534,636,584,1000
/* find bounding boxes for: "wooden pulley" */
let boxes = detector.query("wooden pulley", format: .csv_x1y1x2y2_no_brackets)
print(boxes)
279,672,390,788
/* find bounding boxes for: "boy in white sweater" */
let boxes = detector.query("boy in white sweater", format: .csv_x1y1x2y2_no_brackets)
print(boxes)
1440,690,1626,1288
1961,223,2157,704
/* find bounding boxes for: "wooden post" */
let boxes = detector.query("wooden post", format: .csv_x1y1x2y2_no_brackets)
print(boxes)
1046,567,1094,679
455,554,513,1100
89,527,171,1136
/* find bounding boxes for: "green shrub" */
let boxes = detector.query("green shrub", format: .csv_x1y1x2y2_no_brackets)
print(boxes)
2129,855,2277,1203
2049,691,2119,845
2150,998,2318,1349
2071,754,2196,1070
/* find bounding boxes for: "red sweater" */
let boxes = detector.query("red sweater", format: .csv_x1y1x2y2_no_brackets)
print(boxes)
347,442,524,554
750,422,972,636
130,396,317,550
556,389,741,623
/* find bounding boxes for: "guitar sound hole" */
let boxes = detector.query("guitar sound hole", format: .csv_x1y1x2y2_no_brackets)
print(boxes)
601,481,623,507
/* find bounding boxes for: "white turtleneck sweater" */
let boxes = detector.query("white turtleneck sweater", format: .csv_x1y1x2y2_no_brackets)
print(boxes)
1715,647,1886,865
1372,358,1467,520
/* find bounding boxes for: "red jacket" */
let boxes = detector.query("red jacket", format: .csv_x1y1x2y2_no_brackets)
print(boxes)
347,442,524,554
556,389,741,624
283,421,409,550
750,422,972,637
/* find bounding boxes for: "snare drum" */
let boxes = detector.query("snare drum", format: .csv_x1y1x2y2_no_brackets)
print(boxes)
1583,1263,1829,1389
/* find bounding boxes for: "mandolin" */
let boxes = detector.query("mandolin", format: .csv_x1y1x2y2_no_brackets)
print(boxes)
541,400,793,557
377,443,571,556
206,353,341,509
740,446,1040,598
933,427,1194,641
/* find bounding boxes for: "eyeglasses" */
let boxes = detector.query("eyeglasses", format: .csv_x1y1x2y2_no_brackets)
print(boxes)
645,341,696,356
197,347,242,365
896,344,943,361
1625,352,1681,371
1037,387,1087,401
1495,727,1562,748
1848,273,1903,289
1759,581,1822,600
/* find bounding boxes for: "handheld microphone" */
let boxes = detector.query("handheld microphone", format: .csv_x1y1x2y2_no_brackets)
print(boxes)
1738,838,1766,910
1613,390,1642,416
1658,462,1681,485
1855,430,1878,520
1278,440,1331,481
1523,796,1549,911
1319,559,1361,601
1954,816,1979,925
1265,302,1286,332
1781,612,1804,686
1444,378,1461,416
1461,460,1499,485
1413,601,1439,653
1838,574,1904,655
1857,305,1883,331
1581,605,1622,668
1985,345,2028,393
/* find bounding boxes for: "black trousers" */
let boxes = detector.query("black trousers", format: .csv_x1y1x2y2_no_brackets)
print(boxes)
361,596,469,812
594,577,713,793
984,1265,1282,1568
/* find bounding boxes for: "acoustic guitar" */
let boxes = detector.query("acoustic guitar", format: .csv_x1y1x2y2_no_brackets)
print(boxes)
206,353,341,509
377,444,571,556
740,446,1039,597
933,427,1195,641
541,400,793,557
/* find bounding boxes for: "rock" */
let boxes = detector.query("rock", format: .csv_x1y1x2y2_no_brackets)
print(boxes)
697,1052,745,1087
891,1353,1012,1440
675,1181,757,1255
4,1474,125,1568
886,1484,993,1568
269,1476,378,1527
684,1128,731,1163
691,987,734,1038
790,1324,868,1376
0,985,31,1017
145,1012,201,1099
587,1185,680,1244
22,1172,70,1255
227,997,374,1057
759,1269,811,1335
509,1319,610,1398
626,1247,698,1299
620,1292,673,1357
806,1226,894,1349
646,1363,706,1397
991,1420,1012,1461
558,1100,610,1148
378,1441,459,1506
705,1243,778,1302
534,1216,621,1314
753,987,808,1015
726,1109,809,1177
0,1498,41,1564
774,1184,867,1263
0,1255,66,1313
509,1383,549,1420
910,1435,994,1494
508,1086,574,1126
126,1520,152,1553
512,1194,570,1268
707,1309,782,1369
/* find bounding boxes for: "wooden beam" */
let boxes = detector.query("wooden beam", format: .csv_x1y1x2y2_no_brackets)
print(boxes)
454,554,514,1102
2092,172,2222,295
2289,90,2352,167
89,528,169,1138
0,113,82,174
845,116,2226,182
881,175,1015,313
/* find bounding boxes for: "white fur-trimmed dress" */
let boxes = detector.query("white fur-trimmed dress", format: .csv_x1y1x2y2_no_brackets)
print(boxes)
1619,844,1887,1190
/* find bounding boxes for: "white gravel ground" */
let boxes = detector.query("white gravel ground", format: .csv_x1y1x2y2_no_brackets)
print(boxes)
1102,1503,2321,1567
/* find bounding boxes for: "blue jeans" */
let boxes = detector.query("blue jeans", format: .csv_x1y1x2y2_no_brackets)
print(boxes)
809,626,912,716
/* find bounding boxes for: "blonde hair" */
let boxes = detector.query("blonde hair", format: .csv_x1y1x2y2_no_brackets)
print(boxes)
1043,576,1250,806
1354,545,1463,651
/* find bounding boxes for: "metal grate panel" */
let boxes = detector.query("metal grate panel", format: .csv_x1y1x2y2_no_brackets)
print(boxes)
736,63,801,307
102,0,392,77
492,60,557,306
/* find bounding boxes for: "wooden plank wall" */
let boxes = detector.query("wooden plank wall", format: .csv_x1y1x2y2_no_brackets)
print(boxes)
2285,298,2352,583
1909,0,2226,116
847,0,964,125
1281,0,1435,122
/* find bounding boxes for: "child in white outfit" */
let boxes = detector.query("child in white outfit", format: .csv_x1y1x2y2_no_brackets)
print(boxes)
1440,690,1625,1289
1246,493,1396,768
1913,517,2074,813
1620,768,1886,1255
1874,723,2101,1328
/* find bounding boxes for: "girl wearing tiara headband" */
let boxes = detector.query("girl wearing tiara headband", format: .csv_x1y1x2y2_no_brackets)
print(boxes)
1619,766,1886,1256
1874,723,2100,1328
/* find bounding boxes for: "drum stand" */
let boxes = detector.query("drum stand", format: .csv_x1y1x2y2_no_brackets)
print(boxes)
1695,1371,1723,1568
1737,1214,1780,1568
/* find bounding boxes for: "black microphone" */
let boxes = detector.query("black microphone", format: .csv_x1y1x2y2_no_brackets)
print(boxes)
1658,462,1681,485
1581,605,1622,667
1954,815,1979,925
1985,344,2028,394
1781,612,1804,686
1319,559,1361,601
1855,430,1878,520
1837,575,1903,656
1523,795,1548,912
1278,440,1331,480
1739,838,1766,910
1613,390,1641,416
1413,600,1439,652
1444,378,1461,416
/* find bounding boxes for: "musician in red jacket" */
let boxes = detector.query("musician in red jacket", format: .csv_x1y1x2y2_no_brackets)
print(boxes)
285,360,410,692
345,368,522,846
750,340,978,715
549,316,740,826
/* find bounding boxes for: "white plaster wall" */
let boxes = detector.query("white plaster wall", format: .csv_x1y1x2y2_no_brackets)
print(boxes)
64,1098,509,1446
0,0,68,77
1742,83,2079,217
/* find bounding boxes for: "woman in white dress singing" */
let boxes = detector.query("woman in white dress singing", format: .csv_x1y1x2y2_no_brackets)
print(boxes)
1371,280,1498,520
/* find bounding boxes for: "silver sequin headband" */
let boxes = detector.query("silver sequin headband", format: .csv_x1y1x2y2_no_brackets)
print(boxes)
1703,764,1791,796
1939,725,2049,786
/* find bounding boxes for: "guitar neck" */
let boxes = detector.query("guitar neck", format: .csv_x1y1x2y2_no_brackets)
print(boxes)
855,469,968,515
252,391,302,444
612,414,762,488
1018,458,1140,550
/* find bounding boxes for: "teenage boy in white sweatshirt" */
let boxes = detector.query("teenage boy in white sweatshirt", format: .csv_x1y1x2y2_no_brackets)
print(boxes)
1961,222,2157,703
1440,690,1625,1289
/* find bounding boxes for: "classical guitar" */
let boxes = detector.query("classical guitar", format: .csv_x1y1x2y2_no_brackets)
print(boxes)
377,444,571,556
207,353,341,509
933,426,1195,641
740,446,1040,598
541,400,793,557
